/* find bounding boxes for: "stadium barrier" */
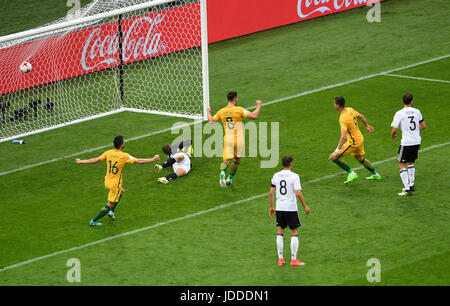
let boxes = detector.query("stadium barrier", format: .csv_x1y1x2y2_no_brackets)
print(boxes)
208,0,384,42
0,3,201,95
1,0,383,95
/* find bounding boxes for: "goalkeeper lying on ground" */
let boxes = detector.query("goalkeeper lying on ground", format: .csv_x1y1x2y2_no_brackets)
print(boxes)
155,139,193,184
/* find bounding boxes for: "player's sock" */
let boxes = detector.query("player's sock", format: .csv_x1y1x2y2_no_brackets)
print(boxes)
399,168,410,190
220,162,228,176
333,158,353,174
228,161,240,179
166,172,178,181
93,205,111,222
360,158,377,175
276,234,284,259
110,195,122,212
162,157,176,168
290,235,299,260
407,165,415,187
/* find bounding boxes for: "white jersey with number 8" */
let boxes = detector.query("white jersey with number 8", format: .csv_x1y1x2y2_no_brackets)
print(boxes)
271,169,302,212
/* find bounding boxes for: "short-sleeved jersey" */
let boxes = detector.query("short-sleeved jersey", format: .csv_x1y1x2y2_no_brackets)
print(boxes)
172,152,191,169
98,149,135,181
339,107,363,146
271,169,302,212
213,106,249,138
391,107,423,146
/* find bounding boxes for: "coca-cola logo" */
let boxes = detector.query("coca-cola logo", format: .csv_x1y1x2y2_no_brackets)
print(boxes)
81,14,166,71
297,0,371,18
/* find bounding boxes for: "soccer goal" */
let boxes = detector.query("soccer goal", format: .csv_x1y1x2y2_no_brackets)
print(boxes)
0,0,209,143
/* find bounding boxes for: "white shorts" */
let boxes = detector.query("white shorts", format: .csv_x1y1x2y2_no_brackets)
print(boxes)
173,162,191,175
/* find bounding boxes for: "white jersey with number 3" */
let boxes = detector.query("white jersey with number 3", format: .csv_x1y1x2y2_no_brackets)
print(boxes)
391,107,423,146
271,169,302,212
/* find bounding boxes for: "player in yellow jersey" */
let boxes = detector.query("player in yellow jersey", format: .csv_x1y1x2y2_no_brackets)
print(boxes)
207,91,262,187
76,136,159,226
328,97,381,184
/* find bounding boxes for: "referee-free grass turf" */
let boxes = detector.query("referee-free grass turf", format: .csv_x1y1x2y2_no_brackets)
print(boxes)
0,0,449,285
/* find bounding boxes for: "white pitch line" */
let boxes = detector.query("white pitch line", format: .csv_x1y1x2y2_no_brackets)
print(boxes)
0,53,449,178
0,122,194,176
305,141,450,184
259,54,450,108
382,73,450,84
1,141,449,273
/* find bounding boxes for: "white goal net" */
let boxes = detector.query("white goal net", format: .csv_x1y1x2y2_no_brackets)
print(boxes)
0,0,209,143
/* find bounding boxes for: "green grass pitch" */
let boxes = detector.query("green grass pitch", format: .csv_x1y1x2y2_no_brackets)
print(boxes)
0,0,449,285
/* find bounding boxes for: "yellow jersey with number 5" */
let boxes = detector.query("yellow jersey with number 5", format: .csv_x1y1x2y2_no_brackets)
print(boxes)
213,106,249,137
98,149,135,182
339,107,364,146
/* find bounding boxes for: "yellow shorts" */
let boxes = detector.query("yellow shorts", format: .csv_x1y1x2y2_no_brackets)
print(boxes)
338,141,365,157
105,179,122,203
223,136,244,160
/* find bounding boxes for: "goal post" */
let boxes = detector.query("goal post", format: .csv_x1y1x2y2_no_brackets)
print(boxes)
0,0,209,143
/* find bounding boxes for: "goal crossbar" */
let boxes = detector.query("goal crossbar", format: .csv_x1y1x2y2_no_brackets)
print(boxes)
0,0,210,143
0,0,178,44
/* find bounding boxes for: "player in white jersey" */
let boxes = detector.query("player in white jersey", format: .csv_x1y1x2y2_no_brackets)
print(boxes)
391,93,426,196
155,140,193,184
269,156,310,267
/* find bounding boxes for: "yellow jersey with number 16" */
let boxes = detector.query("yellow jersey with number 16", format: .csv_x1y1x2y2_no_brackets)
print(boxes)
98,149,135,183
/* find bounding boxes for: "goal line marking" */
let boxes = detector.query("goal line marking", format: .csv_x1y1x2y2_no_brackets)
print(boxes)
0,141,448,273
0,53,449,177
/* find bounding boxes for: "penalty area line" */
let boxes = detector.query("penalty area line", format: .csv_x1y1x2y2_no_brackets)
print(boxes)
382,73,450,84
0,141,449,273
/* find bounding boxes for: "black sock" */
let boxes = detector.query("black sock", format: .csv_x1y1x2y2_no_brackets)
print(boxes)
162,157,176,168
180,139,192,150
166,172,178,181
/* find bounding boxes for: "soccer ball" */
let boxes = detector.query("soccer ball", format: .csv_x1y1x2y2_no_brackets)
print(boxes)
20,61,32,73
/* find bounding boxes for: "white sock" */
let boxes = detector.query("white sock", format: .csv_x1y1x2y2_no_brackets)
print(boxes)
408,165,415,187
399,168,410,190
291,236,299,260
276,234,284,259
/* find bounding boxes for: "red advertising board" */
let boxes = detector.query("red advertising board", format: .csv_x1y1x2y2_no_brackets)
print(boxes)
0,0,382,95
0,3,201,95
207,0,383,43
